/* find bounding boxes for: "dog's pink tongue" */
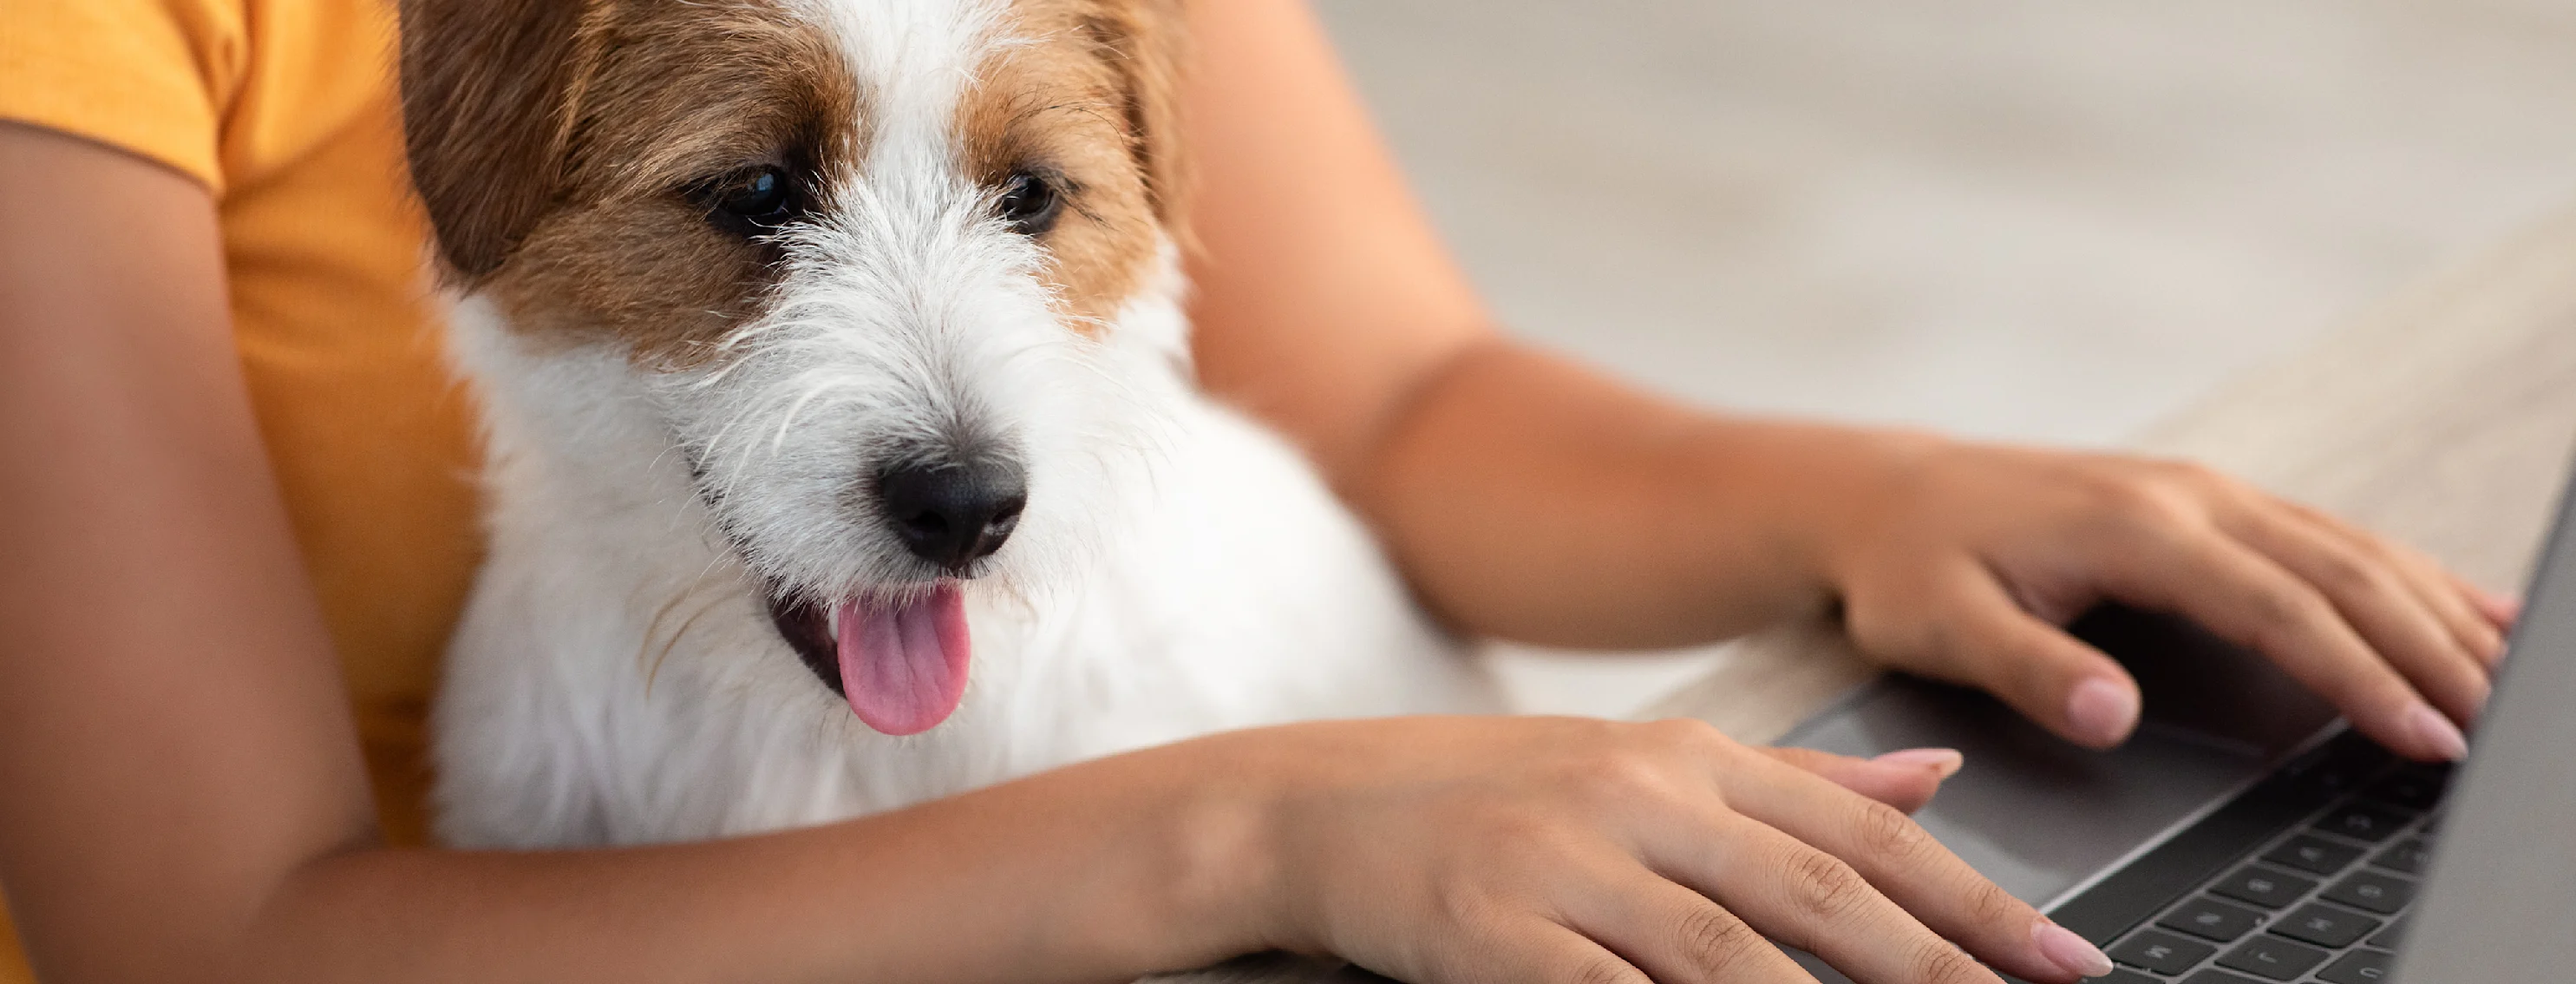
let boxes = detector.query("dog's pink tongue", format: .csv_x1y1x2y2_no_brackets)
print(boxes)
835,586,969,736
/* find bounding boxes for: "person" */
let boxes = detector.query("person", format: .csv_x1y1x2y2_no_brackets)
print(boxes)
0,1,2514,981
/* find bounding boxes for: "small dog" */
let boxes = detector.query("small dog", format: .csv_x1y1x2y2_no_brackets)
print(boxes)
400,0,1499,847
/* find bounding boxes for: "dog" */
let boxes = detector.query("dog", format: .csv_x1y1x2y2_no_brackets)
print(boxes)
398,0,1500,848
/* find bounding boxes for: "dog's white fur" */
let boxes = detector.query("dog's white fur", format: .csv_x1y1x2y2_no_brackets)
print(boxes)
432,0,1498,847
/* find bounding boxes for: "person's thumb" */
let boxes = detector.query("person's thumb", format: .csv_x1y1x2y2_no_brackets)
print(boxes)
1755,745,1965,813
1861,570,2145,750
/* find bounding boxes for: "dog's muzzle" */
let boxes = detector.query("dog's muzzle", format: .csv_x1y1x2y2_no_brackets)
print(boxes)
757,454,1024,737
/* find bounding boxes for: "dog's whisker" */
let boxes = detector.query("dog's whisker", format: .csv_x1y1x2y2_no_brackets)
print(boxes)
641,588,733,701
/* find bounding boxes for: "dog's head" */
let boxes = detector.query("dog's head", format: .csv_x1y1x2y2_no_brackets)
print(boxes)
399,0,1188,735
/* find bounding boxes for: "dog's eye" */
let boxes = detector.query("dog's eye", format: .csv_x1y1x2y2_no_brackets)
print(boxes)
995,170,1063,237
705,165,798,233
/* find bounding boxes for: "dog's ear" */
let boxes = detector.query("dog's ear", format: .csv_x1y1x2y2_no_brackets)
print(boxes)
396,0,592,284
1084,0,1191,237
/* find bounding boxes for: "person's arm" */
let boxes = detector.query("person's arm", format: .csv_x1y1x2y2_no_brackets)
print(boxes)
0,120,2106,984
1182,0,2511,762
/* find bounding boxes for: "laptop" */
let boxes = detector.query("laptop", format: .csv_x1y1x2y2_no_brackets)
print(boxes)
1775,458,2576,984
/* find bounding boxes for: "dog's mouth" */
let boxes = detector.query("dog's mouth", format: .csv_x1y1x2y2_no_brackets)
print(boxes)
765,584,971,736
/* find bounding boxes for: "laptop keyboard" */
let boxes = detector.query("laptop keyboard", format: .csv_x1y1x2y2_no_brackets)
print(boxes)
2051,730,2449,984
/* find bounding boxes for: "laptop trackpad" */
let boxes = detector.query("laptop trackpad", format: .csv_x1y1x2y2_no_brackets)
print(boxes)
1772,605,2339,907
1777,677,2272,906
1769,607,2338,983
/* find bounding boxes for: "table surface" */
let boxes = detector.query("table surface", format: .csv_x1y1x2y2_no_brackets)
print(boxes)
1647,199,2576,743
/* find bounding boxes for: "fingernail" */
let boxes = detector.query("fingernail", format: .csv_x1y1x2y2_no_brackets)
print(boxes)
2488,594,2525,625
2065,679,2140,746
2409,704,2470,762
1873,747,1965,778
2471,587,2523,626
2033,921,2113,979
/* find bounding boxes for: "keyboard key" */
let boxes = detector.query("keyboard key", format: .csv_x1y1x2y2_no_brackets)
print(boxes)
2370,837,2434,876
2181,972,2264,984
2216,935,2330,981
2210,865,2318,909
2313,803,2416,843
2363,767,2448,811
2367,914,2409,948
2109,929,2217,975
2281,733,2393,800
2159,896,2265,942
2268,902,2380,948
2264,834,2364,875
2322,870,2417,914
2089,970,2161,984
2316,948,2396,984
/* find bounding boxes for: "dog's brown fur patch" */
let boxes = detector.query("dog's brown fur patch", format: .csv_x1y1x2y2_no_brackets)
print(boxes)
409,0,864,364
958,0,1187,323
399,0,595,282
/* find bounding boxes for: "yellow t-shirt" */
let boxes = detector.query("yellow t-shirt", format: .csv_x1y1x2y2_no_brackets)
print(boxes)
1,0,481,974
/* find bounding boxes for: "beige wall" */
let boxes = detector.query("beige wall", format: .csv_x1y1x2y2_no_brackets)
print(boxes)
1317,0,2576,447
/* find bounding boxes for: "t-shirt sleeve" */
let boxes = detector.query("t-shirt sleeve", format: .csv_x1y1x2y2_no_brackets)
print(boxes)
0,0,245,192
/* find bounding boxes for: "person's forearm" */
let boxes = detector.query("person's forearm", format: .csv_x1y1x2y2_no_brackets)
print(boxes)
1348,339,1932,649
241,745,1272,984
1350,335,2510,762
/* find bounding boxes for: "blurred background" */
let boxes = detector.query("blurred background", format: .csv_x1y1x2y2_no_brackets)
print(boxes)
1307,0,2576,716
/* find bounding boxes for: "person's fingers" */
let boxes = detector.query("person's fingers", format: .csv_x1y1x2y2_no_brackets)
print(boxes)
1860,563,2142,749
2102,522,2468,761
1754,745,1962,814
1559,871,1821,984
2221,504,2493,725
1454,919,1659,984
2278,500,2507,666
2458,577,2522,629
1645,810,2024,984
1704,754,2109,984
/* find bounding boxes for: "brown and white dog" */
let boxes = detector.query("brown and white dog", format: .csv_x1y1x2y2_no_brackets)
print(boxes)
399,0,1498,847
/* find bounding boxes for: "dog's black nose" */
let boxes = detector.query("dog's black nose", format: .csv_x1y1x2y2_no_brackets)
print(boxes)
877,459,1027,573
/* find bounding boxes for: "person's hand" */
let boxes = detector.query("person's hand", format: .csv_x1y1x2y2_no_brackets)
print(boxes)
1219,716,2114,984
1816,436,2517,761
